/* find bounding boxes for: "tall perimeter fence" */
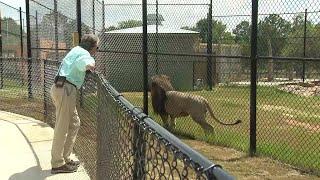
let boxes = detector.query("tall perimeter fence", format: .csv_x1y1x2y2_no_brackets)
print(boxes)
0,0,319,178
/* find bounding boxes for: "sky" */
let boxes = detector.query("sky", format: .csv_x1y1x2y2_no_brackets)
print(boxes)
104,0,320,31
0,0,319,32
0,0,25,11
0,0,25,25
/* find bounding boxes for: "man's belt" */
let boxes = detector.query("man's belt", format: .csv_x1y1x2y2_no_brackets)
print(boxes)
54,76,77,89
65,80,77,89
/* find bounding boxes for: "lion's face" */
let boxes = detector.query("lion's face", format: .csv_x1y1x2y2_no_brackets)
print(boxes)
150,74,174,91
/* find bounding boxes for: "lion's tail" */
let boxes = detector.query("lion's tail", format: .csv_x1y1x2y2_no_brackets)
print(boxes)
204,100,242,126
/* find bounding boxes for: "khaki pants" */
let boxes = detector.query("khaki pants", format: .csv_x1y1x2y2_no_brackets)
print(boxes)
50,83,80,168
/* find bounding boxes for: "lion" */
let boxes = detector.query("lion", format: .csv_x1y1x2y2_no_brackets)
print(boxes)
150,74,174,117
150,74,174,91
150,74,241,133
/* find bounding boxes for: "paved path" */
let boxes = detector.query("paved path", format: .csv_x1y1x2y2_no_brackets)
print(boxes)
0,111,90,180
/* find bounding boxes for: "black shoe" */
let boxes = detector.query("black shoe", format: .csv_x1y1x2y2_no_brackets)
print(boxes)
51,164,78,174
66,160,80,167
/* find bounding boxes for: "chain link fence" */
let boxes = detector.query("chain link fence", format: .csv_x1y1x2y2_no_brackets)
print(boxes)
0,0,319,178
0,57,234,179
0,2,27,58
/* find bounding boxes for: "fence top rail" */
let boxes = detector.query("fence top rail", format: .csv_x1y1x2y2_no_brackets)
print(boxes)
29,0,53,12
103,3,209,6
96,72,235,179
258,56,320,62
0,1,24,13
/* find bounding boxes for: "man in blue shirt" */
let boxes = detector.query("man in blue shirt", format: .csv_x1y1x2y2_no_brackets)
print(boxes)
50,34,98,174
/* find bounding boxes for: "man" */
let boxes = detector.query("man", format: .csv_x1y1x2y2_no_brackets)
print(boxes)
50,34,98,174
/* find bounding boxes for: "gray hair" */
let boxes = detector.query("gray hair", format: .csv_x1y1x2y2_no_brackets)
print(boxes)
79,34,99,51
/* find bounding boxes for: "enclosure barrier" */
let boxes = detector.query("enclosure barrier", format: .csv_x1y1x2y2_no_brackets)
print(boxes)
0,56,234,179
95,72,234,179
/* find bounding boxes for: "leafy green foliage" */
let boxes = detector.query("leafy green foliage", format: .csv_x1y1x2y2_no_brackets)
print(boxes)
258,14,291,56
182,18,235,44
106,19,142,31
1,17,23,47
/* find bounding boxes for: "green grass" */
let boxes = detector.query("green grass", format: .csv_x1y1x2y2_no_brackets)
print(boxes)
1,83,319,174
123,86,320,174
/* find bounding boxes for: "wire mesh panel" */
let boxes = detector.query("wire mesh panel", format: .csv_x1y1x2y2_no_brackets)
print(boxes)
256,0,320,174
257,59,320,174
41,59,234,179
144,0,251,155
42,59,99,179
76,72,99,180
56,0,78,51
0,2,26,58
96,73,233,179
42,59,58,125
0,58,44,120
99,1,145,106
81,0,94,35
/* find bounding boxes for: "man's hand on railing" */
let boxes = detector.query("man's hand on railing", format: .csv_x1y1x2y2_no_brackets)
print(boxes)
85,63,95,72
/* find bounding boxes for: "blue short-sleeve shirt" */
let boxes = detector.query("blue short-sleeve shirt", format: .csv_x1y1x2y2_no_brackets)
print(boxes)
58,46,95,89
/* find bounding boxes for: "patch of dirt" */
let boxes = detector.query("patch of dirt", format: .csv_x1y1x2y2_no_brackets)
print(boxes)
260,104,320,133
284,119,320,133
279,82,320,97
182,139,320,179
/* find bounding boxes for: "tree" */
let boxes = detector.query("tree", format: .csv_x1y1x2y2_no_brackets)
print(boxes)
308,24,320,58
233,20,251,56
258,14,291,56
233,21,250,45
182,18,235,44
106,26,117,31
282,14,320,78
1,17,22,46
118,20,142,29
105,20,143,31
257,14,291,81
282,14,320,58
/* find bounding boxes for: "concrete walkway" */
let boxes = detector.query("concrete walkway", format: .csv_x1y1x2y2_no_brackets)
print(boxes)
0,111,90,180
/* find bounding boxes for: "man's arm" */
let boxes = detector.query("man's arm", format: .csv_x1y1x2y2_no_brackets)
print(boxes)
76,55,95,72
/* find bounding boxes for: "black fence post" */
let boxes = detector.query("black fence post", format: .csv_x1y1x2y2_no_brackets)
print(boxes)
43,60,48,121
92,0,95,34
0,10,3,89
192,61,195,90
133,123,146,179
26,0,33,99
102,1,105,31
250,0,258,156
101,1,107,77
302,9,307,83
155,0,159,74
19,7,25,85
207,0,213,90
77,0,84,107
19,7,24,58
142,0,148,115
35,11,39,59
132,1,148,179
77,0,82,40
54,0,58,61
